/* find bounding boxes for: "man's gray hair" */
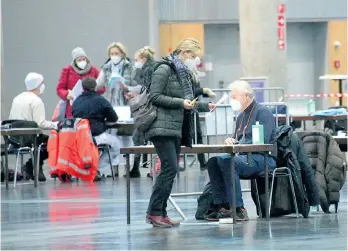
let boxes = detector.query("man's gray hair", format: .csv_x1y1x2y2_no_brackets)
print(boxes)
228,80,254,98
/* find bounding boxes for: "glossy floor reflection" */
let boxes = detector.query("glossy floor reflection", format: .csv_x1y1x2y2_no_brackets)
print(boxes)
1,167,347,250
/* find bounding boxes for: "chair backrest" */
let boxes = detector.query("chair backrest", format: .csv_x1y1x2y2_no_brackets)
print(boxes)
1,120,39,147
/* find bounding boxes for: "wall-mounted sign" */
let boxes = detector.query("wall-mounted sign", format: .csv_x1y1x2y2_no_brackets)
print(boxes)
277,4,286,50
278,4,286,14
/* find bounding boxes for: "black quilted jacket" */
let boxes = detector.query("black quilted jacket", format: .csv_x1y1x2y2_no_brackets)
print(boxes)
300,131,346,213
145,59,210,146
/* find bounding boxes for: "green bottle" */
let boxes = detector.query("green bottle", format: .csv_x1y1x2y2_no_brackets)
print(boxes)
307,99,316,115
252,121,264,145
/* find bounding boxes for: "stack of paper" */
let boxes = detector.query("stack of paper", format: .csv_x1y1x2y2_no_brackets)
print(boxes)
109,72,126,87
70,80,83,105
113,106,133,122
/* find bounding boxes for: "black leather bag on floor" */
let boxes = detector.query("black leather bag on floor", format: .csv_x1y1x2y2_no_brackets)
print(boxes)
195,182,214,220
251,176,296,217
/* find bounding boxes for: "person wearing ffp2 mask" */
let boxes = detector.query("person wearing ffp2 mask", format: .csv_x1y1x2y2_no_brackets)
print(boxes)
56,47,104,119
95,42,139,178
9,72,58,182
96,42,139,107
205,80,277,222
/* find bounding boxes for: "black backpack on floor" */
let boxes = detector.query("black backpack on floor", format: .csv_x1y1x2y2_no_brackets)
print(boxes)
195,182,214,220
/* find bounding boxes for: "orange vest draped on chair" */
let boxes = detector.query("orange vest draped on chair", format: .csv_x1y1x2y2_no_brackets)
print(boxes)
47,118,98,182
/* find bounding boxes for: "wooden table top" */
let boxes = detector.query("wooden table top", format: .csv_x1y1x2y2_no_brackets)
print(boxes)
106,122,135,129
120,144,274,154
289,114,347,121
332,136,347,145
0,128,42,136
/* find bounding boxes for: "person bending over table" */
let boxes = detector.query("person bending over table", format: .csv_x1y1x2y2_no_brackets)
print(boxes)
72,78,120,180
9,72,58,182
205,80,277,221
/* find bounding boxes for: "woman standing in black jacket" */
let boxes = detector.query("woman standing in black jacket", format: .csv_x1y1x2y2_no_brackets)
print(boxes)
145,38,215,228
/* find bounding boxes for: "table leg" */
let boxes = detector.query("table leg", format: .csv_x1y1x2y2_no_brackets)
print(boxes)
33,135,38,188
4,136,9,189
230,153,236,223
126,153,131,225
338,79,343,106
264,152,270,220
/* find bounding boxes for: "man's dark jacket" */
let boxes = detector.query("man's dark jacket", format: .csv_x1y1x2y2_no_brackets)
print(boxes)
72,91,118,136
251,125,319,217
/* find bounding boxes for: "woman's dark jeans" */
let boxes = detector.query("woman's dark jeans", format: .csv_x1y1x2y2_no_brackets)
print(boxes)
147,136,181,216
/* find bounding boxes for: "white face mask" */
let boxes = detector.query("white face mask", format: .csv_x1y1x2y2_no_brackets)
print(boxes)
134,61,144,69
111,56,122,64
76,60,87,70
184,58,197,70
39,84,45,94
195,57,201,66
230,99,242,112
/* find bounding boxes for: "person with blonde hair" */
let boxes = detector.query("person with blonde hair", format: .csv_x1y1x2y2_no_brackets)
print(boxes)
123,46,157,178
96,42,139,106
144,38,215,227
96,42,139,177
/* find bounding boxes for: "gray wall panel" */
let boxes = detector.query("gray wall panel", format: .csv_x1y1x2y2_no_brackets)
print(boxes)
159,0,347,22
203,23,328,97
1,0,150,119
202,24,241,89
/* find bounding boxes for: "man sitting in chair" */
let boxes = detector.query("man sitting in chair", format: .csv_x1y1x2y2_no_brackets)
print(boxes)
205,80,277,221
72,77,120,179
9,72,58,182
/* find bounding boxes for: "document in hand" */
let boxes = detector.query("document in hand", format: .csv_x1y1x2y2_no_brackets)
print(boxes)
108,72,126,88
70,80,84,105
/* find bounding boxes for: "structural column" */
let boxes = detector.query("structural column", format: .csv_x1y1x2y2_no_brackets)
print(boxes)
239,0,287,91
148,0,160,60
0,0,3,118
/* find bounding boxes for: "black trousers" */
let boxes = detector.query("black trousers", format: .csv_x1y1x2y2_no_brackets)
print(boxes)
195,113,206,165
25,134,49,168
147,136,180,216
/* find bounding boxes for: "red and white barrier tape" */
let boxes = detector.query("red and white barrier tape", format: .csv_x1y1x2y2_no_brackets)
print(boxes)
285,93,348,98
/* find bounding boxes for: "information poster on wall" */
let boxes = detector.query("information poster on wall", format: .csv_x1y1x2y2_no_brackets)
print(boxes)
240,77,268,103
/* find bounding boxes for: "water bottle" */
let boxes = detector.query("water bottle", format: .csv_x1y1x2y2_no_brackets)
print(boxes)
252,121,264,144
307,99,316,115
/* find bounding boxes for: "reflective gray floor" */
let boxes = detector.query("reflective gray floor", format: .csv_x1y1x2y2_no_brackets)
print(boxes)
1,166,347,250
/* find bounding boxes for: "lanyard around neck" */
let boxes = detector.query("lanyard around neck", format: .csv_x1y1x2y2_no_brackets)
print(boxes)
235,103,256,140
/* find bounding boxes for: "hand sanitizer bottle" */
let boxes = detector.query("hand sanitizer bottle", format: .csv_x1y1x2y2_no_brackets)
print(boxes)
252,121,264,144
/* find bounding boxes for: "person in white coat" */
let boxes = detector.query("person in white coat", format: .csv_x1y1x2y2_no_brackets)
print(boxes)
9,72,58,181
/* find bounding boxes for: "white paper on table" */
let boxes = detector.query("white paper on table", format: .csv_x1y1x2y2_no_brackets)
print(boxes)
70,79,83,105
114,106,132,122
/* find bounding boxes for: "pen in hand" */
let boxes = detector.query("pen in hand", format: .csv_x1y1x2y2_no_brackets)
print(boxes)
190,97,198,105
